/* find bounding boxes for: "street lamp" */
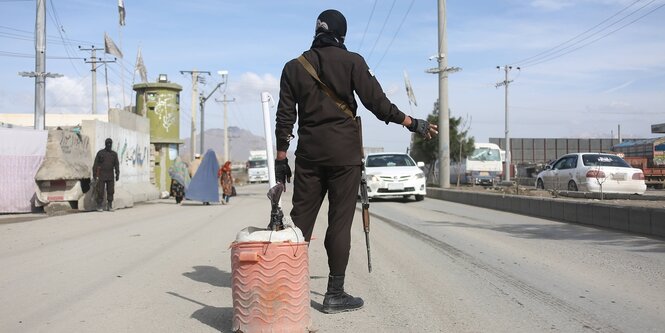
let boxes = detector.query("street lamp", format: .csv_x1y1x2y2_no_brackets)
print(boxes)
199,70,228,154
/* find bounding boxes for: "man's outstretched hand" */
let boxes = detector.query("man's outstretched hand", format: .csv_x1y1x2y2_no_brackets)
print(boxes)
407,117,438,140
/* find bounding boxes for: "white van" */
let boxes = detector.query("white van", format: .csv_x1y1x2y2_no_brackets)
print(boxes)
450,142,503,186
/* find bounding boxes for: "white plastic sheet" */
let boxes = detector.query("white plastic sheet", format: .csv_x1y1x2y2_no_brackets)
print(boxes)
0,128,48,213
235,219,305,243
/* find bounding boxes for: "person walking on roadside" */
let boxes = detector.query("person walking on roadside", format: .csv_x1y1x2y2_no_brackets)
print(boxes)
92,138,120,212
169,157,190,204
218,161,234,205
185,149,220,205
274,9,437,314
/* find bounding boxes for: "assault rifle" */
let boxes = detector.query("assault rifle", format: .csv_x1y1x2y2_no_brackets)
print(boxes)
358,117,372,273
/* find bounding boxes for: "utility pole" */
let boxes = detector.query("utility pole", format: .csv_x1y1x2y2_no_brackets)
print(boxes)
496,65,519,182
216,94,236,162
180,70,210,160
19,0,61,130
198,78,227,154
79,46,115,114
426,0,460,188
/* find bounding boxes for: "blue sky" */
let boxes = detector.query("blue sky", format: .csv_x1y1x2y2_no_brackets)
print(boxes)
1,0,664,153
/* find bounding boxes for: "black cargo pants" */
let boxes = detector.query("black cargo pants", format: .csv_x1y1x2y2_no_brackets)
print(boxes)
290,158,361,276
96,179,115,204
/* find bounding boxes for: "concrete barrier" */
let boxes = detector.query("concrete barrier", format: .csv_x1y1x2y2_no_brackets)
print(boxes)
427,188,665,238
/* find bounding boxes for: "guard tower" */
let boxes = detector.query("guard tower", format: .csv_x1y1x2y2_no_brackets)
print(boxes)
133,74,183,193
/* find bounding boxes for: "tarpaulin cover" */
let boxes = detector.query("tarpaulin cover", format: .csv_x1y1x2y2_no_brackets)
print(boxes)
185,149,220,203
0,128,48,213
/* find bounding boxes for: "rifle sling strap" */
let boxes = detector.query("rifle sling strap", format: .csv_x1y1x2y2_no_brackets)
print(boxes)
297,55,355,119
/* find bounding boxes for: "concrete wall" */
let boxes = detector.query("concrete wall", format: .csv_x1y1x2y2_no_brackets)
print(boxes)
35,129,91,180
490,138,627,164
81,120,150,185
79,118,159,211
108,108,149,134
427,188,665,238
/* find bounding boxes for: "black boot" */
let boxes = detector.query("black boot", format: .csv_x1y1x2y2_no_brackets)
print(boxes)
322,275,364,314
106,200,113,211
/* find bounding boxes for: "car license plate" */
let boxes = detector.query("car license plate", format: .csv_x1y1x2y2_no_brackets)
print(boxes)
388,183,404,190
480,171,489,177
612,173,626,180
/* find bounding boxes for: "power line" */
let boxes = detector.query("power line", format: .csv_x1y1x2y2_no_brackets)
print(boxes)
46,0,82,75
366,0,397,63
373,0,416,71
521,2,664,68
514,0,661,67
357,0,378,52
512,0,646,66
0,25,95,45
0,50,83,59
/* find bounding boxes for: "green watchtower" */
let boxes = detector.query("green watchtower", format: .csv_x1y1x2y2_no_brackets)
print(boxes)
133,75,183,193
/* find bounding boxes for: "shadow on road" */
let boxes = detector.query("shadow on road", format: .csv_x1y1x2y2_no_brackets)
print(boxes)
183,266,232,288
167,291,233,332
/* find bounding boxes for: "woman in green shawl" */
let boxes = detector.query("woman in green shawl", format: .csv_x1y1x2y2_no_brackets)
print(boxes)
169,157,190,204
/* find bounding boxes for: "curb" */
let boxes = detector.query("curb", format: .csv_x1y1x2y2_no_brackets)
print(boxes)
426,188,665,238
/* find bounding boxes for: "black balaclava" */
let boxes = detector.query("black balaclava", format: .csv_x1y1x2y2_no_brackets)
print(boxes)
104,138,113,152
311,9,347,50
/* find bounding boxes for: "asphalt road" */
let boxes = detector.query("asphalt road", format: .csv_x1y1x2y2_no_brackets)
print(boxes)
0,184,663,332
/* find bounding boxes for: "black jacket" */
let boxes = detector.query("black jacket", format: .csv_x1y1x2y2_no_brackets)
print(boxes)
275,46,406,166
93,149,120,181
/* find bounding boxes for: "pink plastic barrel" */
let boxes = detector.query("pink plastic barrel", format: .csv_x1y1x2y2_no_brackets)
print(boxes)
231,241,311,333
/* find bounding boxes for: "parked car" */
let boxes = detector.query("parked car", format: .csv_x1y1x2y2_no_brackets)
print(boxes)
535,153,646,194
364,153,426,201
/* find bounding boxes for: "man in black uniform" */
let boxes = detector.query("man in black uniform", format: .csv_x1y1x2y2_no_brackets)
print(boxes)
92,138,120,211
274,9,437,314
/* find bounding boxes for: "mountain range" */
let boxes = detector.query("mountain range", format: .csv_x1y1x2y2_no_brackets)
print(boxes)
179,126,267,163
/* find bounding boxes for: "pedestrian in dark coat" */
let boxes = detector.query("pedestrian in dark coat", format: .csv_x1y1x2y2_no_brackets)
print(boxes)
92,138,120,211
274,9,438,314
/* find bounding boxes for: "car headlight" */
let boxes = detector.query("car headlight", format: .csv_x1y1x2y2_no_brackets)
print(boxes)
368,174,379,182
415,172,425,179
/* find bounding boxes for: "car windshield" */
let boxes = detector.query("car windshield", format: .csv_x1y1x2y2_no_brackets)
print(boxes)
582,154,630,167
366,154,415,167
248,160,267,168
468,148,501,161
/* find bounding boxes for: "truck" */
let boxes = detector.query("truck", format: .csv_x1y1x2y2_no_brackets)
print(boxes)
247,150,269,183
611,137,665,189
450,142,503,186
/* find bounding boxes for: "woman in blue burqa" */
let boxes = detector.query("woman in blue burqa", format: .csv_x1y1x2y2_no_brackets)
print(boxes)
168,157,190,204
185,149,220,205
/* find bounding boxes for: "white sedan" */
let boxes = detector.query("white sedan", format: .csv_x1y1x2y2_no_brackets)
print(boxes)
535,153,646,194
364,153,427,201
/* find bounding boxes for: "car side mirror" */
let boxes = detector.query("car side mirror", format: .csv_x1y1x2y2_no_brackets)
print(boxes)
417,161,425,168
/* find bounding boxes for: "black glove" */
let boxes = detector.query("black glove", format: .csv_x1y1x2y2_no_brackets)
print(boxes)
275,158,292,185
406,117,430,137
115,174,119,181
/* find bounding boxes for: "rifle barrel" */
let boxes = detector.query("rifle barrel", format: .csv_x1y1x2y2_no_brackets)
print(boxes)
365,231,372,273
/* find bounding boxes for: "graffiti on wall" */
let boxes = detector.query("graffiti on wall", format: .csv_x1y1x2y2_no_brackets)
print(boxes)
117,138,148,167
150,94,177,132
59,130,90,156
93,122,150,184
